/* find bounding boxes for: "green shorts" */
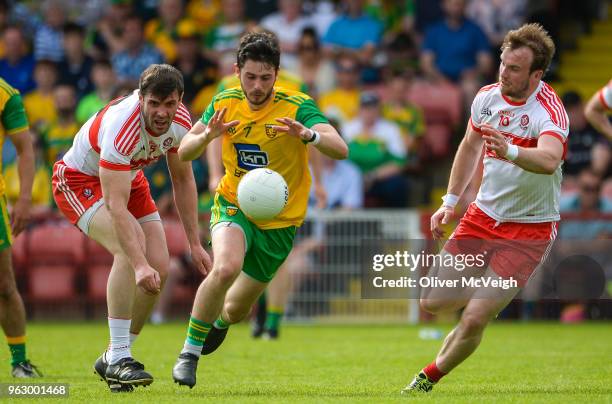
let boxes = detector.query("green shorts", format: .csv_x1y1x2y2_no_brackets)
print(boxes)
210,194,296,283
0,196,12,251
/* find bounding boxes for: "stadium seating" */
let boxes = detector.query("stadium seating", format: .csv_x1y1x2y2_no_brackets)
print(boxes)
163,219,189,257
84,237,113,302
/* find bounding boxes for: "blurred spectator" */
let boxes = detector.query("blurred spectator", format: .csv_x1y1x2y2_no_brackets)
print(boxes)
40,84,79,165
4,132,52,215
185,0,222,28
23,60,58,134
466,0,526,52
145,0,195,64
562,91,610,181
318,53,362,124
0,0,11,58
111,14,164,86
323,0,383,69
173,20,218,107
0,25,36,94
420,0,492,105
76,59,117,124
343,92,408,207
382,71,425,166
58,22,94,99
414,0,443,34
34,0,66,62
303,0,337,38
382,31,418,78
285,27,335,98
91,0,134,61
261,0,312,68
365,0,416,38
205,0,252,69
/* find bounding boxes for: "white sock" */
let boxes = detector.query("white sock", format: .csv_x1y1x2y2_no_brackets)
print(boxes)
129,332,139,347
181,342,202,358
108,318,131,364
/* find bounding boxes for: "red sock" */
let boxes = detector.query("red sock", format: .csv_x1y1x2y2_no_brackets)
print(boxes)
423,361,446,382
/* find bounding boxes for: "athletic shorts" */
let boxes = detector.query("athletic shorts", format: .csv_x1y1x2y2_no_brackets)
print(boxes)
445,203,558,287
210,194,296,283
52,160,158,232
0,196,12,251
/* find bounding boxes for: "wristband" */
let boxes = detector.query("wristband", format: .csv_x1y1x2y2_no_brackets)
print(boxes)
442,194,459,208
505,144,519,161
307,129,321,145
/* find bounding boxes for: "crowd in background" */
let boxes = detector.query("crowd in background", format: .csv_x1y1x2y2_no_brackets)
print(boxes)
0,0,609,217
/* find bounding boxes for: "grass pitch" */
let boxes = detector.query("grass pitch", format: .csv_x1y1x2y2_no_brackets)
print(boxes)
0,322,610,403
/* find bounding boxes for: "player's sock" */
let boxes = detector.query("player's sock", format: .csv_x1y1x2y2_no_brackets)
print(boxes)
422,360,447,383
7,335,27,366
108,318,131,364
213,316,230,329
181,316,212,357
129,332,139,347
264,305,284,332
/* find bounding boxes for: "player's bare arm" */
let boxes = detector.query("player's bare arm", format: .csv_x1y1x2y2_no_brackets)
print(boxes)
178,108,239,161
166,152,212,276
99,167,161,295
272,118,348,159
481,124,563,174
8,129,34,236
431,125,484,239
584,87,612,140
206,137,224,193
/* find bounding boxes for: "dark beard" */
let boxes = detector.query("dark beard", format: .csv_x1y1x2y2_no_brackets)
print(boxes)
501,80,530,100
246,88,273,106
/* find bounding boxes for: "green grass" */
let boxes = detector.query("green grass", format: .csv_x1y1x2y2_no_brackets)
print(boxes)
0,322,611,403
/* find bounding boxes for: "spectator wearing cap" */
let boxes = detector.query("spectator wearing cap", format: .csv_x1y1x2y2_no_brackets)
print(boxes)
110,14,164,85
562,91,610,184
319,53,362,124
173,20,218,106
145,0,199,64
343,91,409,207
58,22,94,100
0,25,36,94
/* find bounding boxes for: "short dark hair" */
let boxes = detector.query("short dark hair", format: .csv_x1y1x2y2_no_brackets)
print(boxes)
236,31,280,70
63,22,85,36
139,64,184,99
501,23,555,74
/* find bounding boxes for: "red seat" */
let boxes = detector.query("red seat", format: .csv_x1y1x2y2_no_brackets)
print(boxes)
28,264,77,300
407,80,462,126
11,233,27,273
164,220,189,257
85,237,113,265
28,222,85,265
87,264,111,302
421,123,453,159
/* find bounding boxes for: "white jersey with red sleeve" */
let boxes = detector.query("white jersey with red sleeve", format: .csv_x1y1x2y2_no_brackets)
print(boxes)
62,90,192,178
469,81,569,223
599,79,612,110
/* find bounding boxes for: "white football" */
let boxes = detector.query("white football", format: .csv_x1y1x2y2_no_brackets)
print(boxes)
237,168,289,220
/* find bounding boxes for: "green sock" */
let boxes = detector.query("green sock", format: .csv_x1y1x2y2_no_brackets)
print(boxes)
264,306,284,332
7,336,27,366
214,316,230,329
185,317,212,347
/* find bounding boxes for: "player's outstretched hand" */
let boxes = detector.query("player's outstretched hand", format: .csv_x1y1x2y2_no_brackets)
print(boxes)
206,108,239,140
272,117,311,141
191,244,212,276
430,205,454,239
481,124,509,158
135,265,161,295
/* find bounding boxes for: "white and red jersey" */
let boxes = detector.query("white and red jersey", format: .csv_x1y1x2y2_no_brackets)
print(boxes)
598,79,612,110
62,90,192,178
470,81,569,223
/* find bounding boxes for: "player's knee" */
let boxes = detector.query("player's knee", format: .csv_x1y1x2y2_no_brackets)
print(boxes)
420,298,449,314
223,301,248,323
459,312,488,336
0,279,17,301
211,261,241,286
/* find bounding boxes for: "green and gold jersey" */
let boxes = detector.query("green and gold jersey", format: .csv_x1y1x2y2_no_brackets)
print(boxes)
202,86,328,229
0,77,29,196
